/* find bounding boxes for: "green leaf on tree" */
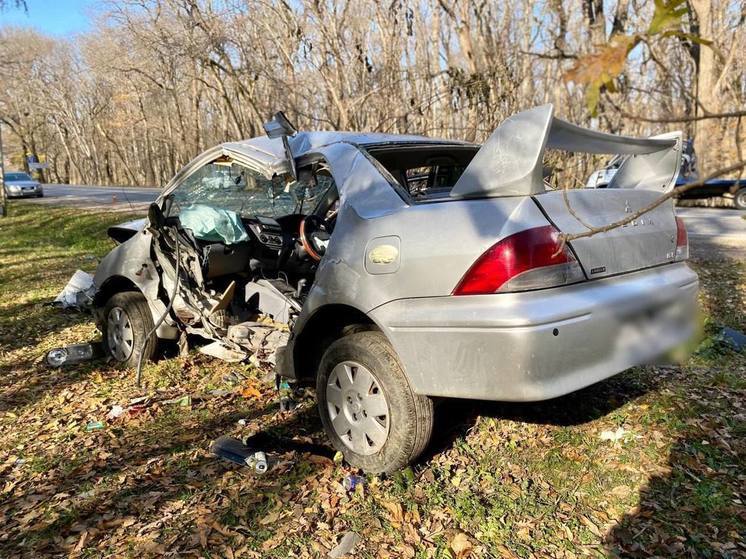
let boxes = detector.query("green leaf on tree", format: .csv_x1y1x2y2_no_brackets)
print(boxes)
648,0,689,35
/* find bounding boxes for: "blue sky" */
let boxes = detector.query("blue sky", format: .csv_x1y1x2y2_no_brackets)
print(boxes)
0,0,94,36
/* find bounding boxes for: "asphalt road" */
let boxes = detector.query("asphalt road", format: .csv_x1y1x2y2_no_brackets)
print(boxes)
28,183,161,210
18,183,746,258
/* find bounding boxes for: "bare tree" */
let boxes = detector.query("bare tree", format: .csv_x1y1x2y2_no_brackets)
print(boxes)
0,0,741,199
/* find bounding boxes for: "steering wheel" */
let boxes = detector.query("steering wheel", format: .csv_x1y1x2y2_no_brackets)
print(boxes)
299,214,331,262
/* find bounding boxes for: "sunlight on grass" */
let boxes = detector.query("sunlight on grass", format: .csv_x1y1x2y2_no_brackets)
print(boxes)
0,203,744,558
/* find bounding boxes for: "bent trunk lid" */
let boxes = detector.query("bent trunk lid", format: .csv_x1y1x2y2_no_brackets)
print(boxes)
533,189,679,278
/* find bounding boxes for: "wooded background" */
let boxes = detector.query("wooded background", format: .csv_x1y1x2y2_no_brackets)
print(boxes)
0,0,743,187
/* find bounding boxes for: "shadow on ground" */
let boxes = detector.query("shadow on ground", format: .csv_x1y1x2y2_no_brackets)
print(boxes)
605,433,744,558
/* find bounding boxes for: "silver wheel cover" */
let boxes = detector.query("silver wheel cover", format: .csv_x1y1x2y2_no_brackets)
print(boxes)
106,306,134,361
326,361,390,455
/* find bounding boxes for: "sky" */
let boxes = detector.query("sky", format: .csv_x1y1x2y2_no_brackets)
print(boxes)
0,0,93,36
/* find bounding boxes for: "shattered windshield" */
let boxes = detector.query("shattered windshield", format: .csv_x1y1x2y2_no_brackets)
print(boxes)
167,159,325,219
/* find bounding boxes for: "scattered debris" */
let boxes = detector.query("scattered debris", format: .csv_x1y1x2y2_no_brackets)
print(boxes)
162,395,192,407
51,270,96,310
210,435,272,474
106,405,125,420
247,451,269,474
198,341,246,362
279,397,297,412
342,474,365,492
44,342,103,368
599,427,628,443
327,531,360,558
719,326,746,352
85,421,104,432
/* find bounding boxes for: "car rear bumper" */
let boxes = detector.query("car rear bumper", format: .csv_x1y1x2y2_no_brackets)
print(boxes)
370,262,699,402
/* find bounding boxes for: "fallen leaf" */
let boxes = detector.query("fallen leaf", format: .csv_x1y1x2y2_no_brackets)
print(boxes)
450,532,473,558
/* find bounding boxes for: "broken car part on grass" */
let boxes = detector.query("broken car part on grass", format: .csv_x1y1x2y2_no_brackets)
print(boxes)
53,105,698,473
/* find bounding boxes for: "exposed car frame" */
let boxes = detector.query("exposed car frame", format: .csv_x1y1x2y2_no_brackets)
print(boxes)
89,105,699,472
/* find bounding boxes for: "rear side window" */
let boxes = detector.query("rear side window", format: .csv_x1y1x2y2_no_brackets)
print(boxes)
366,144,478,201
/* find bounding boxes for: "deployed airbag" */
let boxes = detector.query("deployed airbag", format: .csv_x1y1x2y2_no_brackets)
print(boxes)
179,204,249,244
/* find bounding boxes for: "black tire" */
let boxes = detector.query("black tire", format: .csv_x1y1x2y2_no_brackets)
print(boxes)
102,291,158,368
316,330,434,474
734,188,746,210
36,192,43,198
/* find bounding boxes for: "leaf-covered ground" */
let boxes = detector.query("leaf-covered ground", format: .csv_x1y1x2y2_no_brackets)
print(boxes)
1,204,744,558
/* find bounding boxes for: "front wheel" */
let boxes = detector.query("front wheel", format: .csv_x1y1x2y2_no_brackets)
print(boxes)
316,331,434,474
734,188,746,210
102,291,158,368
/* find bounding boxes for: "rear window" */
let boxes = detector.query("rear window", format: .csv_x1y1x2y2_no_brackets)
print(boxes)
366,144,478,201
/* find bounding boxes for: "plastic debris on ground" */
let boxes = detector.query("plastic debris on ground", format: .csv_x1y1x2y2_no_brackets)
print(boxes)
719,326,746,352
599,427,628,443
106,405,125,420
52,270,96,310
85,421,104,432
44,342,103,368
342,474,365,492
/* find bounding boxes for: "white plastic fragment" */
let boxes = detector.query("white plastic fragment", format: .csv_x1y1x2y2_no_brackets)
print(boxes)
599,427,627,442
53,270,95,309
106,405,125,420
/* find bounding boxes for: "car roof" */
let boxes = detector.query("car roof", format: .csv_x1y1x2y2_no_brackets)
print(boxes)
222,131,475,171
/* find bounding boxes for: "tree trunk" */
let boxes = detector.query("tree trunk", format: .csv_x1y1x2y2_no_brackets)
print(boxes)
690,0,720,175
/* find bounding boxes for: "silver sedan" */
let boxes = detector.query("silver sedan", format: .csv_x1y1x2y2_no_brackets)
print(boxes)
3,171,44,198
89,106,698,473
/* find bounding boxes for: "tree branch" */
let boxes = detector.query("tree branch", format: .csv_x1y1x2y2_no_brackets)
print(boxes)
616,108,746,123
556,160,746,247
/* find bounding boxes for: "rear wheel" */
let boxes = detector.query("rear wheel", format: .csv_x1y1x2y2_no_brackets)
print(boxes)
316,331,434,474
102,291,157,368
734,188,746,210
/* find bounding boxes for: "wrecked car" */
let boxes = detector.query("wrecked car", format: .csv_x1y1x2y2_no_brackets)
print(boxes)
89,105,698,473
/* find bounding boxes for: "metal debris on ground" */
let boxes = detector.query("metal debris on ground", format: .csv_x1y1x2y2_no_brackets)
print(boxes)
327,531,360,559
246,451,269,474
210,435,273,474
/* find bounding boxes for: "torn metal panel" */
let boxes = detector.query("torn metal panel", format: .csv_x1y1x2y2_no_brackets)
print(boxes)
245,279,301,324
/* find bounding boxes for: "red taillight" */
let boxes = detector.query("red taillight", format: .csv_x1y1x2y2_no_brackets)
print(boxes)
675,217,688,261
453,225,585,295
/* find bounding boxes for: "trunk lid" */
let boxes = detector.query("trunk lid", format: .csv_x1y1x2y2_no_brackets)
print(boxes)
532,189,678,279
